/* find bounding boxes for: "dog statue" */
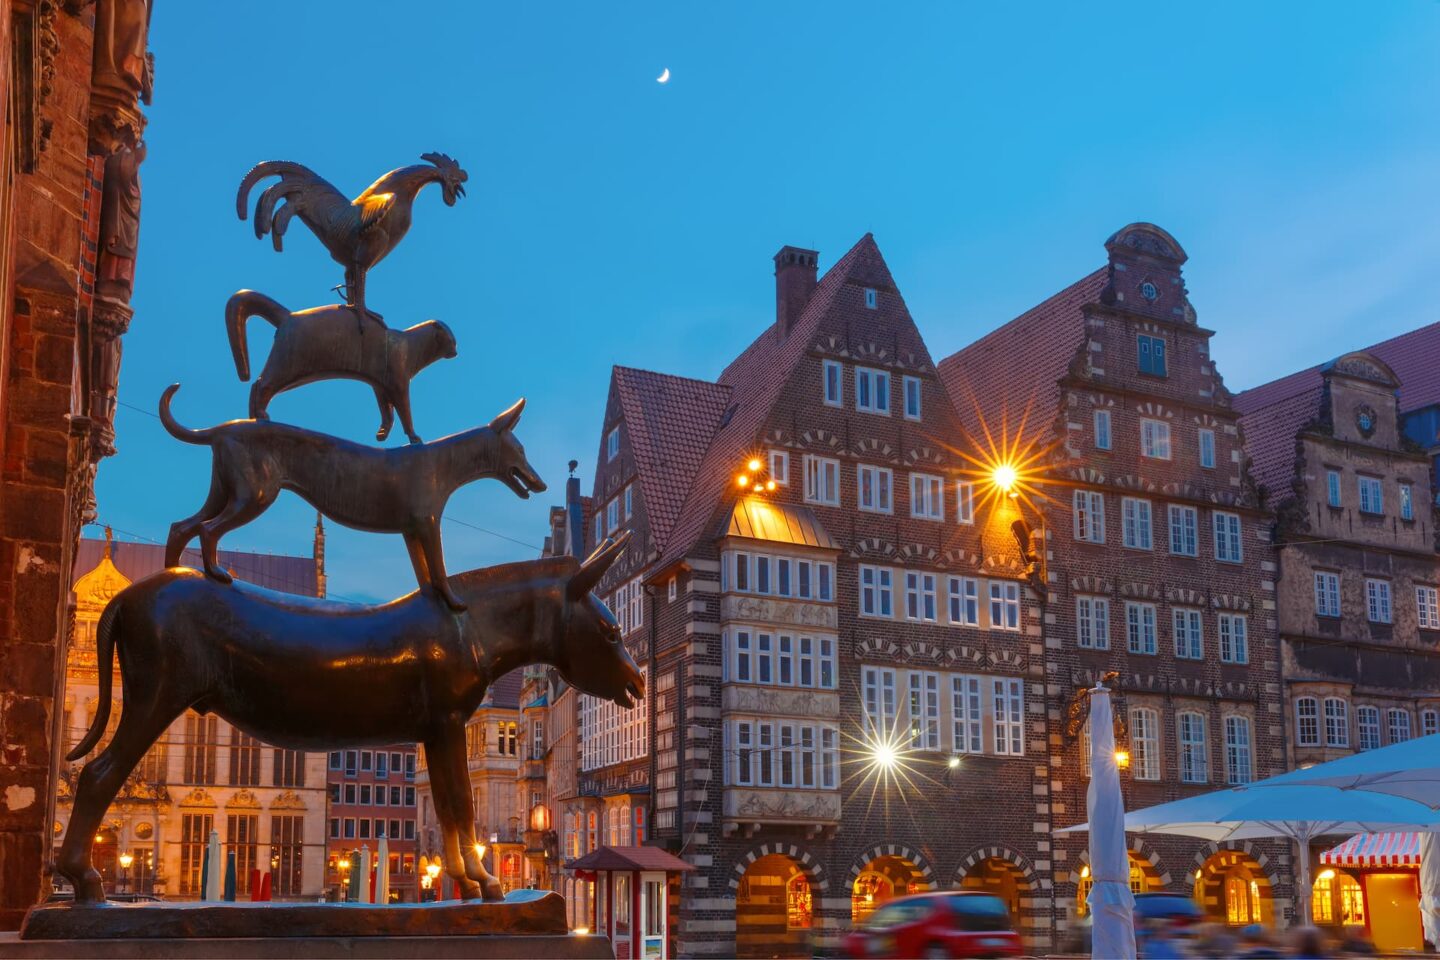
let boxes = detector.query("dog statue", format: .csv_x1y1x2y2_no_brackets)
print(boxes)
225,289,457,444
159,383,545,611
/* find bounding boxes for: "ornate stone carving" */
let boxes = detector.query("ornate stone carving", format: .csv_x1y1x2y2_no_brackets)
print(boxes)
724,788,841,823
720,594,837,629
88,0,151,152
721,685,839,719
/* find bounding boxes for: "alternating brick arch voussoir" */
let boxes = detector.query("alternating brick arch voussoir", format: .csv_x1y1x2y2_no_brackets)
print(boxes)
954,845,1038,889
849,843,936,887
729,840,830,893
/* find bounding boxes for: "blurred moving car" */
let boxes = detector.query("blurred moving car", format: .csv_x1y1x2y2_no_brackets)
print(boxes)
839,891,1022,959
1061,892,1206,955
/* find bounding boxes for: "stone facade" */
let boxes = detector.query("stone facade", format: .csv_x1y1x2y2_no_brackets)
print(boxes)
323,744,419,901
0,0,154,928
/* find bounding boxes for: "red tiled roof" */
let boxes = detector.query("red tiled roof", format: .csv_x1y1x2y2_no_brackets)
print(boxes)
74,537,320,597
1234,320,1440,501
656,234,894,569
612,366,732,552
485,670,524,710
937,269,1109,443
565,845,695,873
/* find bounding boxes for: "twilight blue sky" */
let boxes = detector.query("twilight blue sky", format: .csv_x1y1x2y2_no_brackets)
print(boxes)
99,2,1440,601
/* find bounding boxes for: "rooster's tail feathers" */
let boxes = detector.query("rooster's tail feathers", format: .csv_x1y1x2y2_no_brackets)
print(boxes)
236,160,321,222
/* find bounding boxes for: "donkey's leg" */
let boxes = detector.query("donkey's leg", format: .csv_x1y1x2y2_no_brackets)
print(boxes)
58,696,182,902
427,723,502,900
422,730,484,901
198,487,276,582
415,522,466,612
166,472,227,567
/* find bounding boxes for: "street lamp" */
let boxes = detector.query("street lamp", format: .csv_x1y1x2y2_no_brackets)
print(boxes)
118,852,133,896
338,857,351,902
425,859,442,901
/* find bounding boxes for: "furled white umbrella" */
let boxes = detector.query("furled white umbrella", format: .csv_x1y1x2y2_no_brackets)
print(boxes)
1084,685,1136,960
359,844,373,904
1059,782,1438,925
205,829,223,903
376,832,391,906
1261,733,1440,809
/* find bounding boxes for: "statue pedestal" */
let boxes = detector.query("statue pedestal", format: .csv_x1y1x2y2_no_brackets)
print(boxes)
8,891,610,958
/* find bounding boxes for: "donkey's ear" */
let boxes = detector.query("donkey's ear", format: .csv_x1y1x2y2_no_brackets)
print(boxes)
488,398,526,433
567,531,632,601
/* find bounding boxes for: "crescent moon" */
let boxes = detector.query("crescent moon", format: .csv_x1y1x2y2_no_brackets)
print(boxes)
657,68,670,84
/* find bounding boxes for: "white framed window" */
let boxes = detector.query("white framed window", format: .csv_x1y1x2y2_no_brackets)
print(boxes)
1199,428,1216,469
1168,505,1198,556
1218,613,1248,664
1140,419,1172,460
1325,697,1350,748
822,360,843,407
1358,475,1383,515
947,576,979,627
606,426,620,461
859,565,894,619
725,630,836,691
1366,578,1392,624
903,376,921,421
904,572,938,623
1094,409,1112,450
1130,707,1160,781
1122,497,1153,550
1213,511,1243,563
1401,482,1414,521
1173,607,1203,660
1295,697,1319,747
1224,716,1253,785
907,672,942,750
1326,470,1342,507
1314,571,1341,617
855,367,890,415
910,473,944,520
862,666,897,734
1076,596,1110,650
668,577,678,602
803,455,839,506
992,678,1024,755
606,498,620,532
951,676,983,754
857,464,893,513
623,485,633,520
864,287,878,309
1178,712,1207,783
1388,709,1412,744
728,719,839,789
726,550,834,603
1074,490,1105,543
769,450,789,485
1358,706,1381,751
955,482,975,525
1419,586,1440,629
989,581,1021,632
1421,709,1439,737
593,514,603,546
1126,602,1157,655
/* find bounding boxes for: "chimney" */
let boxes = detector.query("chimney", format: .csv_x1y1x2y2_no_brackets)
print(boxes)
774,245,819,338
564,460,585,557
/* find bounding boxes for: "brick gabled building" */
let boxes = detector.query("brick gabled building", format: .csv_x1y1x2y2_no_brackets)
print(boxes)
569,235,1051,957
939,224,1293,931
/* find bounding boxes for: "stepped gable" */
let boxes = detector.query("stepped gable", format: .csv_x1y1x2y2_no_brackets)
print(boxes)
656,233,895,570
612,366,732,551
938,268,1108,439
1235,320,1440,500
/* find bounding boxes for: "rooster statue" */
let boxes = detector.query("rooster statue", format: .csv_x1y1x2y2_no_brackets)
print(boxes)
236,153,468,324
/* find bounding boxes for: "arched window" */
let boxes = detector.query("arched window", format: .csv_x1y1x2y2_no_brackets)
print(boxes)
1295,697,1319,746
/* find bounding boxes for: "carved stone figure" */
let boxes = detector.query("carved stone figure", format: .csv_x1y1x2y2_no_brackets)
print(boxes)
224,290,457,443
53,535,642,904
235,154,468,322
97,141,144,303
158,385,545,611
88,0,151,150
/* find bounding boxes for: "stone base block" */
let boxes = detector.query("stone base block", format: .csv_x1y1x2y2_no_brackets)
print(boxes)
0,932,612,959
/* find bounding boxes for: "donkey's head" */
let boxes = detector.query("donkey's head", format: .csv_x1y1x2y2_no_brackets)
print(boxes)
555,533,645,708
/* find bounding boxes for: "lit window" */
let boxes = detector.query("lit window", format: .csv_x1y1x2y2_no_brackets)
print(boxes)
822,360,843,407
1172,607,1203,660
1122,497,1152,550
1126,602,1157,655
1199,428,1216,469
907,672,941,750
1074,490,1105,543
769,450,789,485
903,376,922,421
1314,571,1341,618
956,482,975,525
1178,712,1207,783
1140,419,1171,460
1168,505,1198,556
606,426,620,461
1137,334,1167,377
1213,511,1243,563
1358,476,1383,515
803,455,840,506
1218,614,1248,664
1418,586,1440,629
1365,578,1392,624
1094,409,1112,451
910,473,944,520
1327,470,1342,507
855,367,890,415
857,465,893,514
1076,596,1110,649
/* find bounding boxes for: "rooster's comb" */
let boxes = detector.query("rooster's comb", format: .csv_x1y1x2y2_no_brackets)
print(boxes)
420,152,462,173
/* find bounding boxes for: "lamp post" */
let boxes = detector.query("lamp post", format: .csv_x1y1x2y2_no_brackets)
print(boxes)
118,851,133,896
338,857,351,903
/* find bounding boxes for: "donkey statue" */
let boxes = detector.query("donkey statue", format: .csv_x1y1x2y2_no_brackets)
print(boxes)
56,534,640,904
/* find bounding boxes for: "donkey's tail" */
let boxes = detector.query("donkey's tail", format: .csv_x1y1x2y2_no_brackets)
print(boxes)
224,289,289,382
65,601,120,761
158,384,218,445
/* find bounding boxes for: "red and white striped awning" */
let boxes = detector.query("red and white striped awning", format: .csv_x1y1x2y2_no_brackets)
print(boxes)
1320,832,1421,868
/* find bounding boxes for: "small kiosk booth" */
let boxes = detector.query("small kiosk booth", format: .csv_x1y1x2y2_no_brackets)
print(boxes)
566,845,694,960
1317,831,1426,954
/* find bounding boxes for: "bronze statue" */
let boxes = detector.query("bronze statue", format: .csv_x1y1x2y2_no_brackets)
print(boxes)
224,290,457,443
56,535,642,904
235,154,468,322
159,384,545,611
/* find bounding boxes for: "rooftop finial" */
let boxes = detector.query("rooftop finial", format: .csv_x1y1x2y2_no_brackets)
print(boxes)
103,526,114,559
568,459,578,477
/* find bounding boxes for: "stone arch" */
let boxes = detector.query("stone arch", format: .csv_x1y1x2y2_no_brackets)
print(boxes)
848,843,937,927
1191,841,1281,926
953,845,1043,941
848,843,936,888
730,840,829,893
731,841,834,959
1070,835,1170,886
954,844,1038,888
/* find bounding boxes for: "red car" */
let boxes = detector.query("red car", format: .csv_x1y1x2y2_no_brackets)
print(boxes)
840,891,1023,959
